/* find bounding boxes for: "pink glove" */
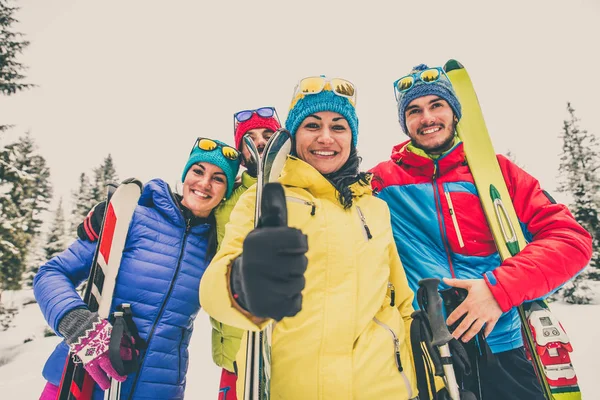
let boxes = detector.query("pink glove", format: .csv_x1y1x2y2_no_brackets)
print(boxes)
71,319,127,390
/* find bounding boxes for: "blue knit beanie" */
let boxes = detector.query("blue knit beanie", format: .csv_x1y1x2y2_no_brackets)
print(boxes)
181,138,241,199
285,88,359,147
396,64,462,134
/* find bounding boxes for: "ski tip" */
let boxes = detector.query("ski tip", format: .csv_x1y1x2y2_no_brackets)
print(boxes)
120,177,143,190
443,59,464,73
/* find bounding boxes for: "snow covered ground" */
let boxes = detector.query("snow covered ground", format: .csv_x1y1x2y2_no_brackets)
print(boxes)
0,289,220,399
0,288,598,399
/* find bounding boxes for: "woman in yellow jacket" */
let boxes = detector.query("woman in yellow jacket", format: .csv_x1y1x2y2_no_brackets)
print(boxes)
200,76,418,400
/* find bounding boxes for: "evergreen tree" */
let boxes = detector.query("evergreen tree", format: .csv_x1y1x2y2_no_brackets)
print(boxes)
556,103,600,302
44,198,68,261
0,0,33,131
69,172,95,237
6,132,52,238
22,232,46,287
0,132,52,291
557,104,600,272
0,1,35,292
91,154,119,202
0,0,32,95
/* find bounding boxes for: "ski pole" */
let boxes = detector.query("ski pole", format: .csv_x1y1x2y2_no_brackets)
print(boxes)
105,376,121,400
241,130,292,400
419,278,461,400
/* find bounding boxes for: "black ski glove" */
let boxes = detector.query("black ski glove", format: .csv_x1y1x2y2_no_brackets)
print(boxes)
77,201,106,242
230,183,308,322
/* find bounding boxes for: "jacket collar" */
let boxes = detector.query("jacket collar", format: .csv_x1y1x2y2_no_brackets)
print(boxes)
139,178,210,232
278,156,372,204
390,139,467,178
241,170,257,189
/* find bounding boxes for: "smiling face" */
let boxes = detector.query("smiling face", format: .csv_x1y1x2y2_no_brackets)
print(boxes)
404,95,457,155
181,162,227,217
294,111,352,175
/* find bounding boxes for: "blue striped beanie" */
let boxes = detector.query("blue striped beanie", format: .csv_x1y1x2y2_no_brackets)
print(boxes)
396,64,462,134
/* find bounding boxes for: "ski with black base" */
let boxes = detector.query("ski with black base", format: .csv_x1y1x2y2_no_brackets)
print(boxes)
57,178,143,400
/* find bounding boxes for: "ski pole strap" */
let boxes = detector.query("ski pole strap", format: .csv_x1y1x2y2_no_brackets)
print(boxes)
118,303,147,350
410,310,438,400
411,311,476,400
108,304,145,376
448,338,472,377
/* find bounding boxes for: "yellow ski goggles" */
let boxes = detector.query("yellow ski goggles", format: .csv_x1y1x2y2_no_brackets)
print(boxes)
192,137,240,161
290,76,356,109
393,67,449,101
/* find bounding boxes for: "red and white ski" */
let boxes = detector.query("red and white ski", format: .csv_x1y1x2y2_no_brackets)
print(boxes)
57,178,143,400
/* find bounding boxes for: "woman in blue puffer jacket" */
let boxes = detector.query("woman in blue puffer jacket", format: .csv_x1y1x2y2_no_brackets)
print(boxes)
34,137,241,400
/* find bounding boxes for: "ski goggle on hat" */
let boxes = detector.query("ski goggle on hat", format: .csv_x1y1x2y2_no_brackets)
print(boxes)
191,137,240,161
232,106,281,132
290,76,356,109
393,67,449,102
234,107,276,123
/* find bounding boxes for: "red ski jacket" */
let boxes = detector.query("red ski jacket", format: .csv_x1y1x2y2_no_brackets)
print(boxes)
370,140,592,352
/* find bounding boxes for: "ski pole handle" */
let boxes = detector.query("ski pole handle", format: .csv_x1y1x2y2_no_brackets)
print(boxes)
418,278,454,347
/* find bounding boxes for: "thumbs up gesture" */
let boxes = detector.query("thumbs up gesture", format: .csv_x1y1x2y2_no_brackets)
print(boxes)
230,183,309,321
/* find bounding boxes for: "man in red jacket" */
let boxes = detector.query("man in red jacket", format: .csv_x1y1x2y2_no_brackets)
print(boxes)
370,63,592,400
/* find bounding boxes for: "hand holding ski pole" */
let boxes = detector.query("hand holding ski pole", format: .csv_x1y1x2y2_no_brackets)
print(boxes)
68,319,127,390
230,183,308,322
443,277,502,342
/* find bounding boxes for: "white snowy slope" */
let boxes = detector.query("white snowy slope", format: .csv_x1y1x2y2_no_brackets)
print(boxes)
0,288,598,399
0,289,220,399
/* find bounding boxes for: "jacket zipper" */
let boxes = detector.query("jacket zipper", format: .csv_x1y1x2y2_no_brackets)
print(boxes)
373,317,413,398
444,191,465,248
128,218,191,399
286,196,316,216
178,327,185,383
388,282,396,307
432,161,456,278
356,206,373,240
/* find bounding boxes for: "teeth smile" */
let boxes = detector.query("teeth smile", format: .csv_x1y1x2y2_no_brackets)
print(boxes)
193,190,210,198
312,150,336,156
421,126,441,135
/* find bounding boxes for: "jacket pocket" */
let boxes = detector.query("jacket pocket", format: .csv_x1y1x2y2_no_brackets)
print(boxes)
442,182,496,256
444,190,465,249
178,328,187,384
286,196,316,216
353,305,416,399
373,316,413,398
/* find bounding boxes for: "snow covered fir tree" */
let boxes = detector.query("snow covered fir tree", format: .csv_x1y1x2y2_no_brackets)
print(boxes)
553,103,600,304
0,0,120,315
69,155,119,237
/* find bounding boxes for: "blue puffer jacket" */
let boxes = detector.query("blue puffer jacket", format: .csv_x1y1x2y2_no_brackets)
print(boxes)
34,179,212,400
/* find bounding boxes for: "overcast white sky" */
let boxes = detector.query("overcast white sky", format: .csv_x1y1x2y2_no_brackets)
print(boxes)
2,0,599,210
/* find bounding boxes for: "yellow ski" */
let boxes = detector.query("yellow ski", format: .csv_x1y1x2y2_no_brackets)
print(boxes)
445,59,581,400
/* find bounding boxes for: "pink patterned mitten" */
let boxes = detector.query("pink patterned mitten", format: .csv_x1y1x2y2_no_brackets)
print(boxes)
71,319,127,390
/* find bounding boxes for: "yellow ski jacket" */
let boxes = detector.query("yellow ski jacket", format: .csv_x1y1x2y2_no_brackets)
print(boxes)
200,157,418,400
